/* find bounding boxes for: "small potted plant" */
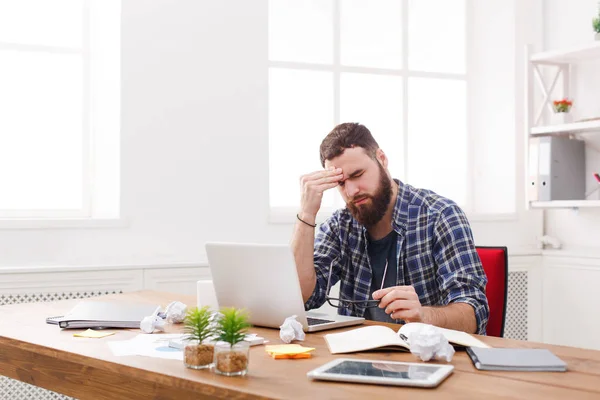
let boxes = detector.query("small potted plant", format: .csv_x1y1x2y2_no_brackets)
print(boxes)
550,98,573,124
593,15,600,40
213,307,252,376
183,306,217,369
553,98,572,114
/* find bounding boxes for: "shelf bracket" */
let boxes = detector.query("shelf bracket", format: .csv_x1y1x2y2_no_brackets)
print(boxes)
538,235,562,250
570,207,580,215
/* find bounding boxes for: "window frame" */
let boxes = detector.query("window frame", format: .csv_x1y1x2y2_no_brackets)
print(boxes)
0,0,123,226
0,0,91,219
267,0,510,223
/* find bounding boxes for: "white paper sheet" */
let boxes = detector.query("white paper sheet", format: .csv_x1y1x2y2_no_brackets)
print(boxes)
107,333,185,360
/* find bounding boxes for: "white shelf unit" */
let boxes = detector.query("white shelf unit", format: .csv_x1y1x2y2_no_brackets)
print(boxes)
525,43,600,210
529,42,600,64
530,200,600,209
530,119,600,136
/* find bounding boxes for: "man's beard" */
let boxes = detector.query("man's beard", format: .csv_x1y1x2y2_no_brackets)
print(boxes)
347,164,393,228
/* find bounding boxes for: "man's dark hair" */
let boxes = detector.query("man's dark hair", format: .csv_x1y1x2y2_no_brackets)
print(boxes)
319,123,379,168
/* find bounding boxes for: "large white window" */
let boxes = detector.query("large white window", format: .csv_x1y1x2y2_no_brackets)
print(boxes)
268,0,473,220
0,0,120,221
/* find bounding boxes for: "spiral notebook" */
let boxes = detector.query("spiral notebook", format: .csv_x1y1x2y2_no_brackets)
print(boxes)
46,301,161,329
466,347,567,372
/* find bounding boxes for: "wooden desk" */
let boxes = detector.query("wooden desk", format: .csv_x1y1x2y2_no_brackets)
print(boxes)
1,291,599,399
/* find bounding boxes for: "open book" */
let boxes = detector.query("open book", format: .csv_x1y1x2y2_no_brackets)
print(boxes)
324,323,490,354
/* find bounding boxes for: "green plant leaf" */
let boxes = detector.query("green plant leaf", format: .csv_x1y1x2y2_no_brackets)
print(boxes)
216,307,252,346
183,306,216,342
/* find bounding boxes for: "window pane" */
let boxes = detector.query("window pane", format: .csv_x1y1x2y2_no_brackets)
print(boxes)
0,50,83,209
340,73,404,180
341,0,402,69
0,0,83,48
269,0,333,64
407,78,466,206
90,0,121,218
408,0,465,73
269,69,334,208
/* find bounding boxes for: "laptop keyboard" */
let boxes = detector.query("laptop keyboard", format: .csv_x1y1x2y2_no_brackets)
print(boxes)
307,317,335,326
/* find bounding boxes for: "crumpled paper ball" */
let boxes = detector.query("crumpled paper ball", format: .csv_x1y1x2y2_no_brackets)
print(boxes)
279,315,306,343
140,315,166,334
407,324,455,362
164,301,188,324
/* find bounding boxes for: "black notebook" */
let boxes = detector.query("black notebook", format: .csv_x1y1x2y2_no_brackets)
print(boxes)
46,301,161,329
466,347,567,372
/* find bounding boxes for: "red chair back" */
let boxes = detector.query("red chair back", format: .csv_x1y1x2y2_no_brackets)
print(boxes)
476,246,508,337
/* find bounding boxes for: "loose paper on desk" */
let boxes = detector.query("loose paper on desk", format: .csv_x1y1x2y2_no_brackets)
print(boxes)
108,333,184,360
167,333,267,349
406,324,455,362
279,315,305,343
73,329,116,338
164,301,187,324
140,315,166,334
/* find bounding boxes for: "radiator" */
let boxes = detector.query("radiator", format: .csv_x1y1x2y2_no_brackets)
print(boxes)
0,290,122,400
504,270,528,341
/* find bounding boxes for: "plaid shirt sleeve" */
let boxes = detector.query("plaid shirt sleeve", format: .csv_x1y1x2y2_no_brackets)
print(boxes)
304,213,342,311
433,204,490,335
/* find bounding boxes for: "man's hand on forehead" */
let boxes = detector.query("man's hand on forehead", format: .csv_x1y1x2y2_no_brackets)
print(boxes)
299,167,343,218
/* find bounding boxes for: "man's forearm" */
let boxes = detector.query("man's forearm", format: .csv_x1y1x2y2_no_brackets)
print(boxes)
291,213,317,302
422,302,477,334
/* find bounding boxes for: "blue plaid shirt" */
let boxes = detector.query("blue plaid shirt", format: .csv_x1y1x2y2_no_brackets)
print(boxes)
305,181,489,335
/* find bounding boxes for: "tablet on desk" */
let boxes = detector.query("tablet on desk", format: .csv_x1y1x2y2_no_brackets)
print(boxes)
307,359,454,388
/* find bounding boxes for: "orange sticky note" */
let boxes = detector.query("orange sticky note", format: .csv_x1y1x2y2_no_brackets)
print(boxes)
265,344,315,355
265,344,315,359
271,353,312,359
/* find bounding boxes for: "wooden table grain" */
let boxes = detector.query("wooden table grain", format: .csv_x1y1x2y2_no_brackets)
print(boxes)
0,291,599,399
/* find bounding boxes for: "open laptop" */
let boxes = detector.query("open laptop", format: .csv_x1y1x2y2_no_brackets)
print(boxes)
205,242,364,332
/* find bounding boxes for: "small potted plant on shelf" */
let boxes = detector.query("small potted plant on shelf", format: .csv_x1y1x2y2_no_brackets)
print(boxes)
553,98,573,114
551,98,573,124
183,306,217,369
213,307,252,376
593,14,600,40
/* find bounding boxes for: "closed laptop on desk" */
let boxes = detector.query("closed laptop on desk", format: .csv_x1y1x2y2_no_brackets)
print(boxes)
49,301,160,329
466,347,567,372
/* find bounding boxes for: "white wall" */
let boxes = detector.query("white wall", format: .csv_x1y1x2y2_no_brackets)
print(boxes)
468,0,543,254
0,0,287,268
543,0,600,250
0,0,542,270
535,0,600,350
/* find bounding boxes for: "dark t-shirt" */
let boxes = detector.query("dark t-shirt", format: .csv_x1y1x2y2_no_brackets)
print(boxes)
363,230,398,323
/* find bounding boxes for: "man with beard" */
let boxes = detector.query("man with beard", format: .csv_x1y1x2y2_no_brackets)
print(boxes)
291,123,489,334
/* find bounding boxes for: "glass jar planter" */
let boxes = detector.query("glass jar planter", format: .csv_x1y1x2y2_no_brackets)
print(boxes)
184,340,215,370
213,341,250,376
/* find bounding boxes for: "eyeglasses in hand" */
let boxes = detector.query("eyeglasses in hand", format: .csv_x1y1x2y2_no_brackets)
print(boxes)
324,259,389,310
